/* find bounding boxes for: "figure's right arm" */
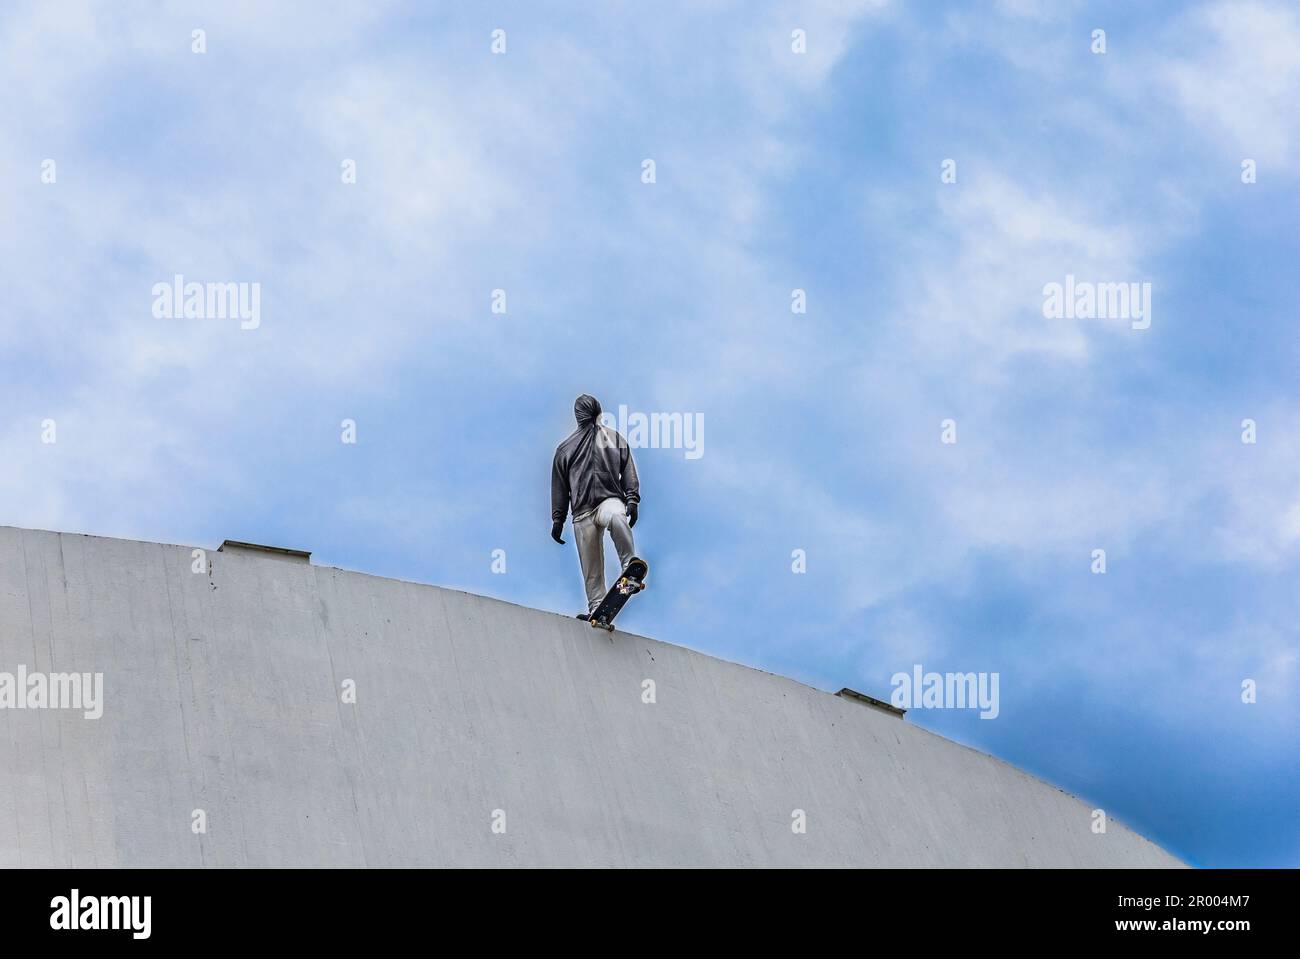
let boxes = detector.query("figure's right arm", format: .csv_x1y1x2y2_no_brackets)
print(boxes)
551,448,570,523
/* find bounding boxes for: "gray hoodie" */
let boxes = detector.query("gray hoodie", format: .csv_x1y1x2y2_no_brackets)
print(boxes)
551,395,640,522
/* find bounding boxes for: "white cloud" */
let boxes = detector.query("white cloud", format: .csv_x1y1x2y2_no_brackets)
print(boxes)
870,170,1152,384
1160,1,1300,168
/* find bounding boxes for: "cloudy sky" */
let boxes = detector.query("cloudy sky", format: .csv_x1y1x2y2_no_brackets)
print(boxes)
2,0,1297,867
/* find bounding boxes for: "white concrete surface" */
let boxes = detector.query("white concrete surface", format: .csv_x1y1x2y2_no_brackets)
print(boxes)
0,526,1183,867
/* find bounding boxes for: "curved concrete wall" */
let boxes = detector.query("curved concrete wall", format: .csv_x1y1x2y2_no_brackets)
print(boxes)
0,526,1182,867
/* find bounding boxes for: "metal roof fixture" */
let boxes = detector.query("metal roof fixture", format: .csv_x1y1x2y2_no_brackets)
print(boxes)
836,687,906,719
218,540,312,563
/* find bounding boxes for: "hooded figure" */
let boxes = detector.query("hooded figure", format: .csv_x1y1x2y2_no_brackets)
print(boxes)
551,394,641,617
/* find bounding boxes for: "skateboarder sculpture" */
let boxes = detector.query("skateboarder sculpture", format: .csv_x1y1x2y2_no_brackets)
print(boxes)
551,394,647,630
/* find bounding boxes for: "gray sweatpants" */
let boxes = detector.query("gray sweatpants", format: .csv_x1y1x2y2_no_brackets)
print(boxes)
573,496,636,614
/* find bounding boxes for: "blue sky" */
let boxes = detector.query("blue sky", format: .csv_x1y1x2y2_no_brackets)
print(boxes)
2,0,1297,867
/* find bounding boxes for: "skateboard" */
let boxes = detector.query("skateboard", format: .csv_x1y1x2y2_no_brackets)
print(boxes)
589,557,648,632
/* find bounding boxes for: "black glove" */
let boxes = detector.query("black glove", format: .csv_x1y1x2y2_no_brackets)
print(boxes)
551,521,566,545
626,502,638,528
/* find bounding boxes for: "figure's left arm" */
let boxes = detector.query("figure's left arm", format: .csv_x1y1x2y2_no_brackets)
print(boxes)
618,439,639,522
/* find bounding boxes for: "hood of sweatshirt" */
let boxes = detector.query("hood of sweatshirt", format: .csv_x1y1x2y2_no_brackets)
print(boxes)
574,394,602,428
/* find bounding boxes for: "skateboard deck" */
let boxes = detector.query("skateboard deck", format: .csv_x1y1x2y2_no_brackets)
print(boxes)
589,557,648,631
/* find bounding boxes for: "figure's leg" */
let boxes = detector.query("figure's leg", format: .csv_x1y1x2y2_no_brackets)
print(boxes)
573,512,606,614
597,496,636,571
